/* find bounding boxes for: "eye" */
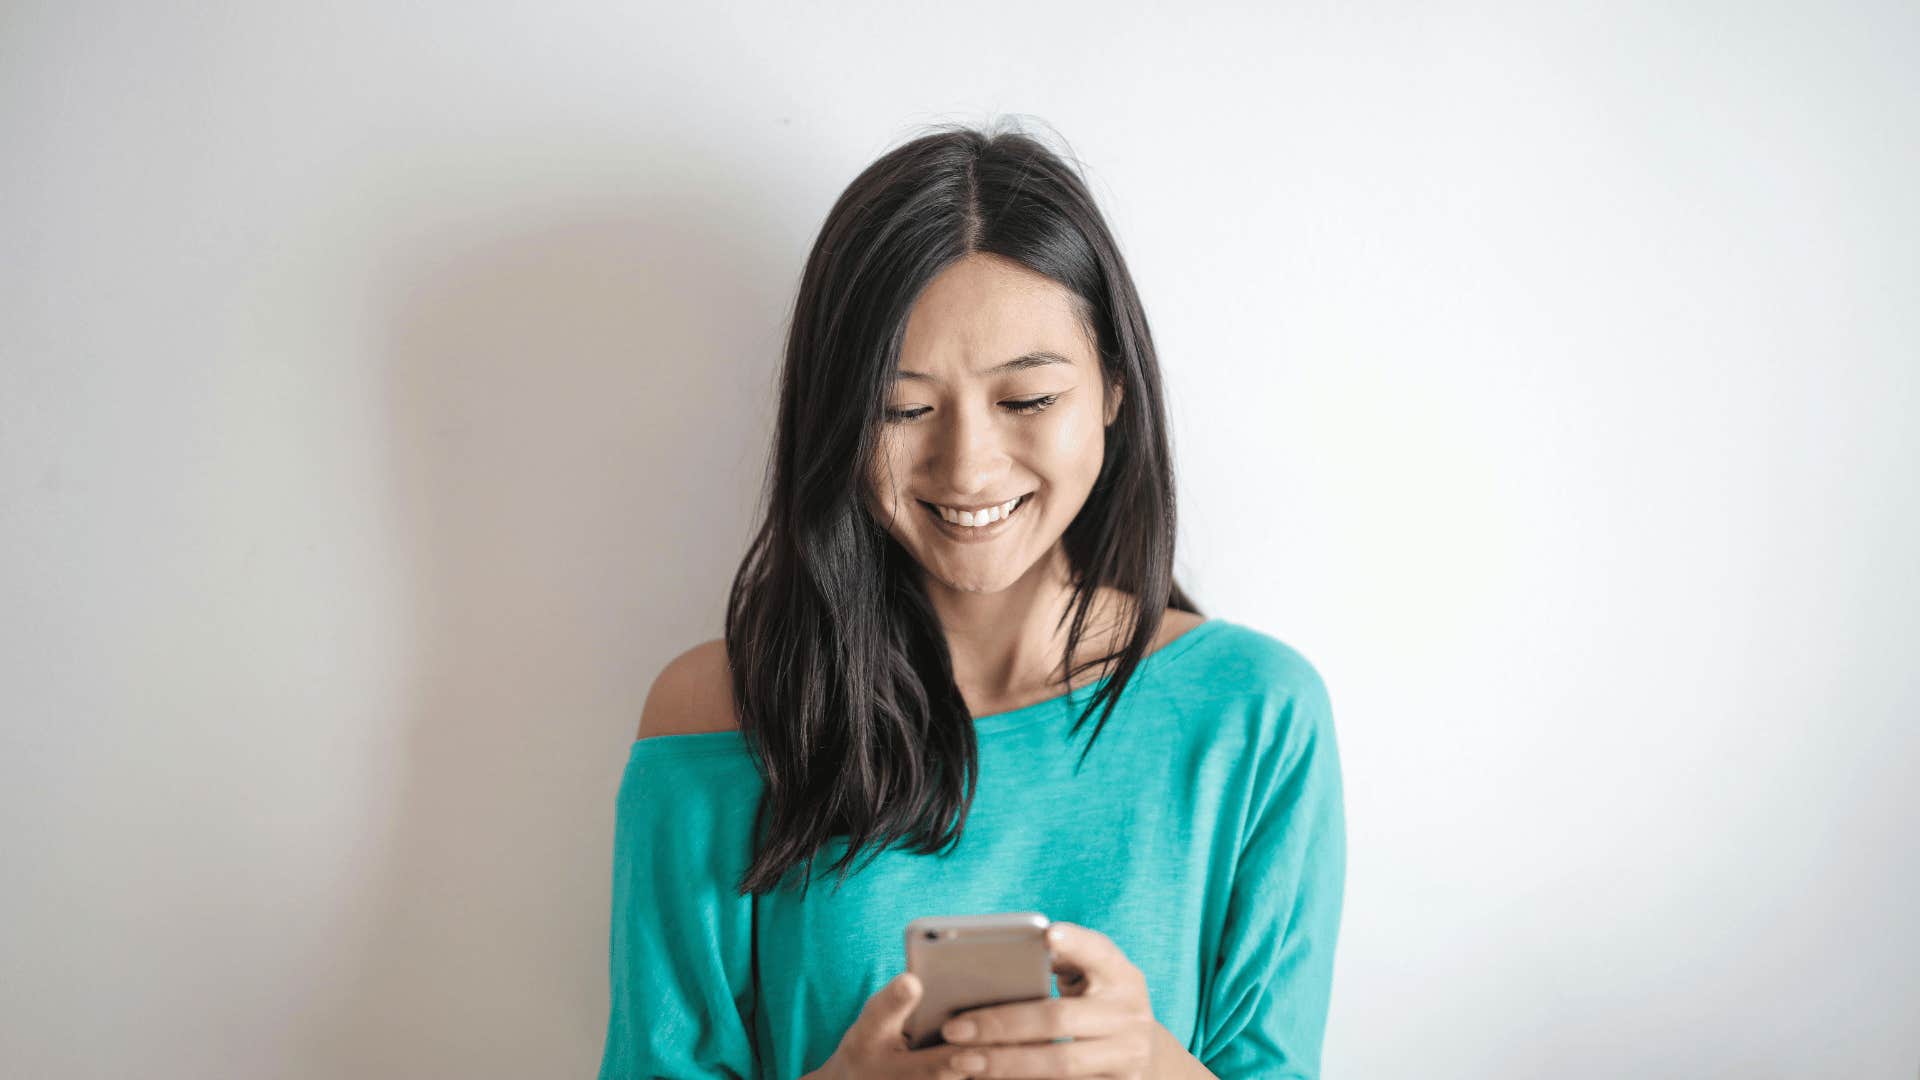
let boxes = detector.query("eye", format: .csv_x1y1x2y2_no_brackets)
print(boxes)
1006,394,1060,415
882,395,1061,424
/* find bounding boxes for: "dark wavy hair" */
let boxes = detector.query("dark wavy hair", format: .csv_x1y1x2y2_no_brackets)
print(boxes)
726,120,1198,903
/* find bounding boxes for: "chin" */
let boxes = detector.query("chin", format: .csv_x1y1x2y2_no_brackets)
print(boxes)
921,557,1025,596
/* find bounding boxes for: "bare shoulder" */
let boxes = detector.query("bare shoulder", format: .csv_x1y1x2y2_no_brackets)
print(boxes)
636,638,741,740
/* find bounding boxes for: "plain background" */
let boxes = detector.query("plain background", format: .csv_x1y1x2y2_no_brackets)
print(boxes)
4,2,1916,1077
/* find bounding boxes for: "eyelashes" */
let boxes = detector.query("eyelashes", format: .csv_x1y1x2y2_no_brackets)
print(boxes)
1006,394,1060,415
884,394,1061,424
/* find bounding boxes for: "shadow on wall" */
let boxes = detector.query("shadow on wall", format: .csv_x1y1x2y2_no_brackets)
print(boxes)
294,168,789,1075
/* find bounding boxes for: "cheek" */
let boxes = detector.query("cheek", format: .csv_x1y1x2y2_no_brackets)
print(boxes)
1040,405,1106,482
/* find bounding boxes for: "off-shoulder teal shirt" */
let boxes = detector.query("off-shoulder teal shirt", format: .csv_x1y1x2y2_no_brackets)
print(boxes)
596,618,1345,1079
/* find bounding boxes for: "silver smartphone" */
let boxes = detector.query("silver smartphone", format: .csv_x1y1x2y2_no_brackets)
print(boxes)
902,911,1054,1050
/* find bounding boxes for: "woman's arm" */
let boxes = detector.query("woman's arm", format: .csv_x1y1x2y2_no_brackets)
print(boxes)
1193,663,1347,1078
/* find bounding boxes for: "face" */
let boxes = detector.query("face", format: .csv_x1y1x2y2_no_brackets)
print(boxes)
865,252,1122,595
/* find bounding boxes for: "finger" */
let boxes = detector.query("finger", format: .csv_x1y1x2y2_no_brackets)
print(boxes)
946,1029,1146,1079
1043,922,1137,995
941,995,1134,1046
894,1040,990,1079
858,971,923,1040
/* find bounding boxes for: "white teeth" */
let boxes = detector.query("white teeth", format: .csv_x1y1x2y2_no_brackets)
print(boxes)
935,494,1023,527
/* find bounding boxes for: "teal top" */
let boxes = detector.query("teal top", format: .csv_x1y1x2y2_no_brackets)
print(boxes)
596,618,1346,1079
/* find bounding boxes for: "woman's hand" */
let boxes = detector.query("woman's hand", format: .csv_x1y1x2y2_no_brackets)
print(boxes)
932,921,1176,1079
805,971,982,1080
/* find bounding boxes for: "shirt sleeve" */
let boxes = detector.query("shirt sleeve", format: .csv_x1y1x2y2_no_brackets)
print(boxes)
1194,657,1347,1079
598,742,762,1079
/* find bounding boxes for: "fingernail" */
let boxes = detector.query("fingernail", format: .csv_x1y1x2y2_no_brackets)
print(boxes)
944,1018,976,1041
952,1052,987,1072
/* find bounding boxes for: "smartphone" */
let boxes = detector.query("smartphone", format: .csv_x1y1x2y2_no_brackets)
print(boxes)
902,911,1054,1050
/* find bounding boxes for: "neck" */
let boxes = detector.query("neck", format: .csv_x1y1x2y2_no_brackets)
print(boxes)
921,546,1129,703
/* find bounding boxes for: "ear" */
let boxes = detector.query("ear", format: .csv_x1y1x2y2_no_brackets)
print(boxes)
1103,376,1125,427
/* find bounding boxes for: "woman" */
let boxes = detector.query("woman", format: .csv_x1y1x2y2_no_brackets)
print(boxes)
598,122,1345,1079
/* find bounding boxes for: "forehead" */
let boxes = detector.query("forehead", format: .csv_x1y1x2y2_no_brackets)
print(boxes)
896,253,1095,377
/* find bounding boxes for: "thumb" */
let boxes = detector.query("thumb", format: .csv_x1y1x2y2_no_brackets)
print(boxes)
857,971,922,1038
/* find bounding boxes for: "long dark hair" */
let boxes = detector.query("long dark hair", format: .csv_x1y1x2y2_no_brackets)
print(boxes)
725,120,1197,904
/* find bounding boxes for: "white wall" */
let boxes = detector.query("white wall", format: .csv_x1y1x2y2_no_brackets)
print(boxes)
4,2,1915,1076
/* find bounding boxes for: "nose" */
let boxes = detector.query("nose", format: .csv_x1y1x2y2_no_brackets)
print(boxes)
932,398,1006,499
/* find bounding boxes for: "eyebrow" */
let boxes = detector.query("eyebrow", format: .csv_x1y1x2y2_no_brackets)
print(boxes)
893,350,1075,383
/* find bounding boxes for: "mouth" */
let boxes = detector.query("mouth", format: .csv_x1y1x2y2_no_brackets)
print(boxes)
917,492,1032,540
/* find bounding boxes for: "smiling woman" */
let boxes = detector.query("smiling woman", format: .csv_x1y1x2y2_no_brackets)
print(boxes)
597,121,1345,1080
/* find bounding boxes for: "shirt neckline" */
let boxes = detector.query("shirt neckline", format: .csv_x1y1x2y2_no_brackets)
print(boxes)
628,616,1228,759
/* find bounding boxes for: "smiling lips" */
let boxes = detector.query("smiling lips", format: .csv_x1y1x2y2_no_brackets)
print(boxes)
921,493,1030,530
